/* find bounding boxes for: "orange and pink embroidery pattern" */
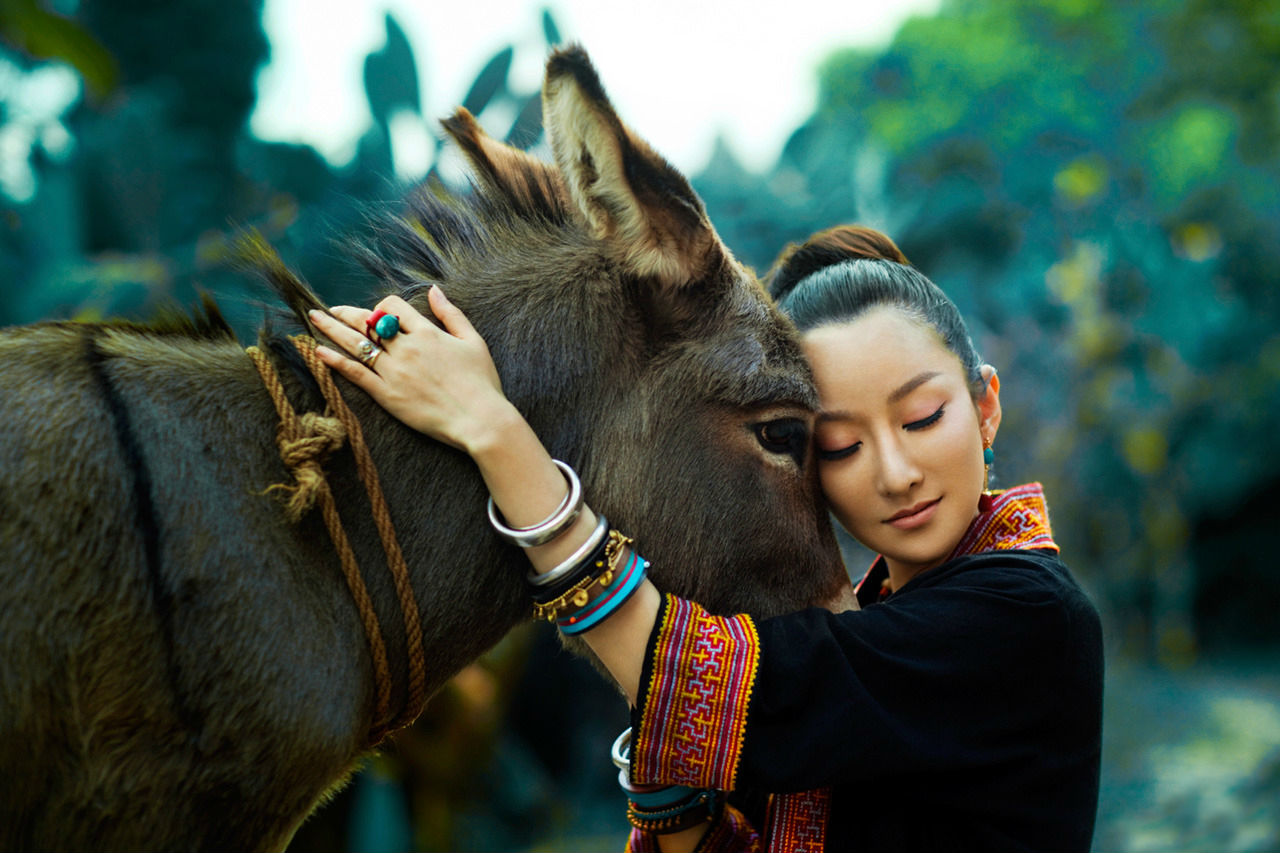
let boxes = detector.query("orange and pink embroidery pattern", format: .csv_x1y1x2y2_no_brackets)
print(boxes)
633,594,760,790
765,789,832,853
949,482,1058,559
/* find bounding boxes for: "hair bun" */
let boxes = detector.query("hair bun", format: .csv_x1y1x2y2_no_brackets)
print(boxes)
765,225,909,301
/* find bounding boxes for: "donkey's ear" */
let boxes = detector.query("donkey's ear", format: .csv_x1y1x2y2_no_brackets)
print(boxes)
543,45,725,288
442,108,569,220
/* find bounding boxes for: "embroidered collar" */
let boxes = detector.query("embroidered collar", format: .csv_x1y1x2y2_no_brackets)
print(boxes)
854,483,1058,605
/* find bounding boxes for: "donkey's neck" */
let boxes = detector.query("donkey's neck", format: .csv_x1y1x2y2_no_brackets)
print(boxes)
120,333,533,738
263,342,534,703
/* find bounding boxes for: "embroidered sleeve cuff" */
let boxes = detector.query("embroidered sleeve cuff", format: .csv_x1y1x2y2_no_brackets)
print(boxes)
631,593,760,790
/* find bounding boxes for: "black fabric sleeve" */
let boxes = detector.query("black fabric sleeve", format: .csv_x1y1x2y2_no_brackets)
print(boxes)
736,550,1103,805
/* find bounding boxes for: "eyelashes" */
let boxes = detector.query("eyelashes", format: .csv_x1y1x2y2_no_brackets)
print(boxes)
818,442,859,462
905,405,945,431
818,405,946,461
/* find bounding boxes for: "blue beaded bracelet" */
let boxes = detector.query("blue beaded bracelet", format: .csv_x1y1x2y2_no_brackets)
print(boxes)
556,550,647,635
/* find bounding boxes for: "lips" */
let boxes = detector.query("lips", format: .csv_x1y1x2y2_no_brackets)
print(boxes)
885,497,941,530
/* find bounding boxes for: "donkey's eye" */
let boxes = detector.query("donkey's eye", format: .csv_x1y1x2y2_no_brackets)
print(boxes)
753,418,809,466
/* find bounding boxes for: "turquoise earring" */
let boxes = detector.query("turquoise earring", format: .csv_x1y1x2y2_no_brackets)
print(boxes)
979,439,995,511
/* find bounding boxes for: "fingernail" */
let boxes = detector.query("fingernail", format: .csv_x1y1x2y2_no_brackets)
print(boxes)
315,345,333,358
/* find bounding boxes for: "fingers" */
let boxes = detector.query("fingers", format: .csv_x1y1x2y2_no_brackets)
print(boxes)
314,343,384,395
311,308,376,358
369,294,431,335
364,290,475,341
322,289,477,343
328,304,372,328
426,285,481,341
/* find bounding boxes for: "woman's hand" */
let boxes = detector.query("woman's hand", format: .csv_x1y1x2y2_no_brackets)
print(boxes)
311,286,515,454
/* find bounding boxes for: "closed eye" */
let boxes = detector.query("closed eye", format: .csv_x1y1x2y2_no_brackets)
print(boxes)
905,405,944,431
818,441,860,462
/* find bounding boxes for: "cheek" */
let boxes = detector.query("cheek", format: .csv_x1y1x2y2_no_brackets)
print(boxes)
931,414,984,484
818,462,870,529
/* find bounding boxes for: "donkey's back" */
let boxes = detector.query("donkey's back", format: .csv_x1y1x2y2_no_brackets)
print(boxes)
0,323,372,850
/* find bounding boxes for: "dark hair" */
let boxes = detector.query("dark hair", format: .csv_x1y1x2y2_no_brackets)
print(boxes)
766,225,985,395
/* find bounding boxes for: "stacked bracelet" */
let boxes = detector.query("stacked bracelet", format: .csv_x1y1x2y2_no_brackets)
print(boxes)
529,528,638,627
487,459,583,547
501,461,647,634
625,788,722,834
528,514,609,588
612,728,721,835
556,549,647,635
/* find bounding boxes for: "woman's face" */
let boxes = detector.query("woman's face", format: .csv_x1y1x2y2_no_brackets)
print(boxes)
802,307,1000,584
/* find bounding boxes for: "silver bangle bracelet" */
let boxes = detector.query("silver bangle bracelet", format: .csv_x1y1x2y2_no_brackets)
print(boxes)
487,459,584,548
611,727,632,772
528,513,609,587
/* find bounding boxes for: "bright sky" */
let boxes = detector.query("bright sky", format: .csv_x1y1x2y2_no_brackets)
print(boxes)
251,0,942,178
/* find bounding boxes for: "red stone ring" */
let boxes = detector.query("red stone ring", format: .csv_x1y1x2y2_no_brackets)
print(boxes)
366,309,401,341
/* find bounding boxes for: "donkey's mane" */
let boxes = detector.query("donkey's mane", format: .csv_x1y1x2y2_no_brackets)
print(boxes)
352,150,574,297
242,147,575,404
97,293,236,342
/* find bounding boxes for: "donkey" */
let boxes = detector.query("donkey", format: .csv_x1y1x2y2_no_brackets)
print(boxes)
0,47,849,851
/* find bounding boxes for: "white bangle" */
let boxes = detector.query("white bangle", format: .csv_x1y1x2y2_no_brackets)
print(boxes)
611,727,632,772
528,513,609,586
487,459,584,548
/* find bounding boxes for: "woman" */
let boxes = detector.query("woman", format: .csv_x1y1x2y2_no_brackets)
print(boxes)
311,226,1103,852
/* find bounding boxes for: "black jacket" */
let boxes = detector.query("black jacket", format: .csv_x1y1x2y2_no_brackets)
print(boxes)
731,549,1103,851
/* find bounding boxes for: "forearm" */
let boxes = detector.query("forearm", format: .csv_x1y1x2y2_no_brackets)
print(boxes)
467,404,657,703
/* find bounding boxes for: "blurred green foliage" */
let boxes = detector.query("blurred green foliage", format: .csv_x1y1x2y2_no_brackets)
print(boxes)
2,0,1278,850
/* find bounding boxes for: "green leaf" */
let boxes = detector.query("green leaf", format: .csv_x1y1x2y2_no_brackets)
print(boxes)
0,0,117,98
364,13,421,126
461,46,512,116
542,8,562,46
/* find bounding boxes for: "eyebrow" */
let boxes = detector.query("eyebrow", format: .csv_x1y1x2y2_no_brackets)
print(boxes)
888,370,942,403
816,370,942,424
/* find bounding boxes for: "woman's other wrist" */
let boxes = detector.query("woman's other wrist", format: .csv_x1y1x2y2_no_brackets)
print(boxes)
463,403,601,572
459,397,527,460
468,412,660,702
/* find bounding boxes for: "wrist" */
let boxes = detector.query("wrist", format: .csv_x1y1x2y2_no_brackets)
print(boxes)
462,399,528,460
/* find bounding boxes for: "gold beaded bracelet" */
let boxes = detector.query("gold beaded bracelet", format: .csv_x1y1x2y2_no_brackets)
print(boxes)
531,529,633,622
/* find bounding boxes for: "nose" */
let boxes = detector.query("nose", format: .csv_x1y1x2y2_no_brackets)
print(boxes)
875,434,922,497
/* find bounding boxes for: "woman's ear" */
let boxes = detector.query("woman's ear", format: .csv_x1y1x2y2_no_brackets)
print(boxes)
978,365,1002,443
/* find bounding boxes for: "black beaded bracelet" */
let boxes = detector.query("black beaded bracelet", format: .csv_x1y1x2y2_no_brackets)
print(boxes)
527,525,613,607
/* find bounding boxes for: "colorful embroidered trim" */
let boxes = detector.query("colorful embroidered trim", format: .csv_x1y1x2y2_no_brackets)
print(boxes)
634,594,760,790
949,481,1058,559
765,788,831,853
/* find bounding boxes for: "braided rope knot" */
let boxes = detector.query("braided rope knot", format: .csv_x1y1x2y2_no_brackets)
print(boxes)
246,339,428,744
273,412,346,520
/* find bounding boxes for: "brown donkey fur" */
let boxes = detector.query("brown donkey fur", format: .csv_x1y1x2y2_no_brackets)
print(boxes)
0,47,848,851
